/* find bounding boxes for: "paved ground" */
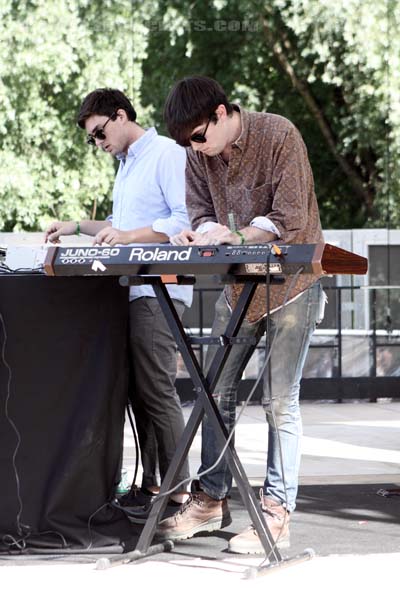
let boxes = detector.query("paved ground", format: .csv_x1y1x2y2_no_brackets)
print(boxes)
3,401,397,599
120,401,400,559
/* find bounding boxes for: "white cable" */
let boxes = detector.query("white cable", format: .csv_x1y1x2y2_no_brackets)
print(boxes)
1,311,70,552
153,267,304,499
0,312,25,539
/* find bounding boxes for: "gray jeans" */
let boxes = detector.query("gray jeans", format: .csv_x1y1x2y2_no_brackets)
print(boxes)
200,282,325,511
128,297,189,492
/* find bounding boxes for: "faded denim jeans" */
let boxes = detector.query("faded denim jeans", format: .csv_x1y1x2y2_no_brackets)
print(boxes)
199,282,325,512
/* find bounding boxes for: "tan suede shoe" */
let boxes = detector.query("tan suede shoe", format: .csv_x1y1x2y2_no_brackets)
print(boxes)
156,491,231,541
228,493,290,554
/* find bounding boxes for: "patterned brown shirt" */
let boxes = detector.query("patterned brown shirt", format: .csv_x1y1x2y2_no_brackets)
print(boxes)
186,106,324,322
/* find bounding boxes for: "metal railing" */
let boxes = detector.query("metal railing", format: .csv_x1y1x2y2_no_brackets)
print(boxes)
176,284,400,403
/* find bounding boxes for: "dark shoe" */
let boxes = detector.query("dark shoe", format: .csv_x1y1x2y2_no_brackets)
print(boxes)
117,488,183,524
228,492,290,554
156,491,232,541
118,485,157,510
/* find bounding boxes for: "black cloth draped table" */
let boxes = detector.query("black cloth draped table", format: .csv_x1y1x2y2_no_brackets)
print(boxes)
0,274,137,552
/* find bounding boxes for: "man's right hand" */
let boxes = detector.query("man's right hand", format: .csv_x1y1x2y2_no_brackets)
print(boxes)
170,229,198,245
45,221,77,243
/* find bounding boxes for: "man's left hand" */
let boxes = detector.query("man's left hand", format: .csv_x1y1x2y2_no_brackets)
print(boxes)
188,224,241,246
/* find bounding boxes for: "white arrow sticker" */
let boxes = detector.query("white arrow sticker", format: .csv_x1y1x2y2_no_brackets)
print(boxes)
92,260,106,272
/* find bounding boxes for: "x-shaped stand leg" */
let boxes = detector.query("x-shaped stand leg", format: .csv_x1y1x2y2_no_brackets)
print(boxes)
121,276,282,564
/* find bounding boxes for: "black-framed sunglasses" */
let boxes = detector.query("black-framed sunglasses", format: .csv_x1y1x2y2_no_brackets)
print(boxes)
86,112,116,146
190,115,213,144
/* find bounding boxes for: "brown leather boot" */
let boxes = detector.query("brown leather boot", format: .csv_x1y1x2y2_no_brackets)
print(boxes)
228,492,290,554
156,491,232,541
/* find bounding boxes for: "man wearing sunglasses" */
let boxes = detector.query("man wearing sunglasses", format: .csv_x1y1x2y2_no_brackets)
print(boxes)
157,76,325,554
45,88,192,509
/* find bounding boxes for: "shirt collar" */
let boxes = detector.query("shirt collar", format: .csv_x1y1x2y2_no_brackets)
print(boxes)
231,104,249,152
116,127,157,161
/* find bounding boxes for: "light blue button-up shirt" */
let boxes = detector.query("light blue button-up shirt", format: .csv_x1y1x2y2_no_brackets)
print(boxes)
110,127,192,307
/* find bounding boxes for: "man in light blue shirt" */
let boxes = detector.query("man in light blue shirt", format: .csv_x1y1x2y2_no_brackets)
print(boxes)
45,88,192,507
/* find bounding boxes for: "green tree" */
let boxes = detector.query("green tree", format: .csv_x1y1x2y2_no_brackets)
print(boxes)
0,0,398,231
141,0,400,229
0,0,153,231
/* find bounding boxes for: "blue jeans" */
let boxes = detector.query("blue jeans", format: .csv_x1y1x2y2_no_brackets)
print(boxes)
199,282,325,512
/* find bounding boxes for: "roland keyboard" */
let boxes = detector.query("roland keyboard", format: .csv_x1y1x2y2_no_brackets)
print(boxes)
43,243,368,277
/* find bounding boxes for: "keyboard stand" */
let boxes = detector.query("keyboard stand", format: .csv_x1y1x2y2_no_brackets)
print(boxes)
114,273,284,565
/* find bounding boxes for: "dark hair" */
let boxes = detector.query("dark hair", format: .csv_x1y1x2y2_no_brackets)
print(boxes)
77,88,137,128
163,75,234,146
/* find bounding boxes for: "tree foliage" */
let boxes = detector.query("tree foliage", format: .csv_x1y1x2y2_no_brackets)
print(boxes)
0,0,153,230
0,0,398,231
141,0,400,229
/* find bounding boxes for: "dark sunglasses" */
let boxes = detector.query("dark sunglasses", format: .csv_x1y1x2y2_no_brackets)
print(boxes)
189,115,213,144
86,112,116,146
